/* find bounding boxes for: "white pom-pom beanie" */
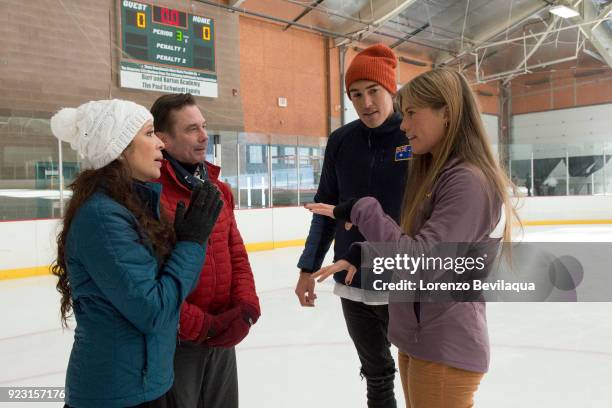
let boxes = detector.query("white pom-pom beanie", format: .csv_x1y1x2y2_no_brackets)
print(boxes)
50,99,153,170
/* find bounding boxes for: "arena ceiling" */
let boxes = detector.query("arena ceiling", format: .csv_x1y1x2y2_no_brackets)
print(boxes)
201,0,612,84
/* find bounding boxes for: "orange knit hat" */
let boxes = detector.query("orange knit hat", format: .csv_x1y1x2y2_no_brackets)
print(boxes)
345,44,397,96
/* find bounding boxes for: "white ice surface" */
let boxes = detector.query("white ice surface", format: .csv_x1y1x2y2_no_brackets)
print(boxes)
1,225,612,407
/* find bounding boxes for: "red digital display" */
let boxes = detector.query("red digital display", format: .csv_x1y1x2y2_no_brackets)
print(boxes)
152,6,187,28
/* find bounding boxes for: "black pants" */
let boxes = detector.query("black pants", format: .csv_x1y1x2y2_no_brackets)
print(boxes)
64,386,177,408
341,297,397,408
173,341,238,408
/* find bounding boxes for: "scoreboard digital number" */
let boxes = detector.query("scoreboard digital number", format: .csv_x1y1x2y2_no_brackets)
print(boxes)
152,6,188,28
119,0,218,97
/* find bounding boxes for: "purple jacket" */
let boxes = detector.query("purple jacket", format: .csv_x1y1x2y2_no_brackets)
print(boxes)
349,158,502,373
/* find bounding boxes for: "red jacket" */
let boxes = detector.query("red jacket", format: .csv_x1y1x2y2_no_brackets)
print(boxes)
156,159,260,341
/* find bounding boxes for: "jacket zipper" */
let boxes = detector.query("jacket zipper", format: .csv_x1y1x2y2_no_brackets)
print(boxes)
367,132,375,190
142,335,148,386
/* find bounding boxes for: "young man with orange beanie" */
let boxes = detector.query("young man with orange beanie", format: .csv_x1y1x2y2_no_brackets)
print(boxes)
295,44,409,408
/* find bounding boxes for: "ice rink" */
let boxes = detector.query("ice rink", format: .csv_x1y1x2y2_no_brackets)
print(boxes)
1,225,612,407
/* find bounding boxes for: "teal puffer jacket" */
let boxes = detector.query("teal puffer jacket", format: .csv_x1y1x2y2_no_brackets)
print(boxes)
64,183,205,408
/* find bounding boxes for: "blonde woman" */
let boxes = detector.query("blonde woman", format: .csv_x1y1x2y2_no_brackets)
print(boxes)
308,68,517,408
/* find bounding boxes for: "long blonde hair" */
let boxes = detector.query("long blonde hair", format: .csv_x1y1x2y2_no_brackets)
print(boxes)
398,68,518,244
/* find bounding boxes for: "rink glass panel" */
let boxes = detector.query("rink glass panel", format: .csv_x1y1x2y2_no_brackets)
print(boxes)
508,143,610,197
0,116,63,220
297,135,326,205
216,130,239,202
270,134,298,207
236,132,270,209
6,117,612,221
605,143,612,195
223,133,327,209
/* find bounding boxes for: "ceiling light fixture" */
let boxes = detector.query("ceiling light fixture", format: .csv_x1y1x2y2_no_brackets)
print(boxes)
549,5,580,18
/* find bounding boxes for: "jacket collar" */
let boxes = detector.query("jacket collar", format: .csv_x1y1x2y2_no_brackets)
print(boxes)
132,180,162,219
162,151,220,191
357,112,402,138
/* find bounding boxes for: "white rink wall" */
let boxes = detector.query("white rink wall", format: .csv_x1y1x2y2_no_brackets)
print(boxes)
233,206,313,245
2,196,612,275
518,195,612,222
0,206,314,275
0,219,60,271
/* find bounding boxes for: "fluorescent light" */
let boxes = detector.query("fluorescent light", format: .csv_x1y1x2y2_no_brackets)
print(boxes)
549,5,580,18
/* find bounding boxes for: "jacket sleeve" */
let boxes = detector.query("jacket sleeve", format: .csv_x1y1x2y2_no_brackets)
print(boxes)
348,168,496,278
223,185,260,312
297,214,336,272
74,199,206,335
297,132,339,272
156,170,213,341
178,301,207,341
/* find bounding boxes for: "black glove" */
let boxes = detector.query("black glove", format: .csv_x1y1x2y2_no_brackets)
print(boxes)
333,198,358,222
174,180,223,246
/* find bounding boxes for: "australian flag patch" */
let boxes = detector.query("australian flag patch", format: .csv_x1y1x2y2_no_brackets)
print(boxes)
395,145,412,161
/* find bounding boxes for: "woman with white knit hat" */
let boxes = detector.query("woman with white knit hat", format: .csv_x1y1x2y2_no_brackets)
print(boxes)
50,99,223,407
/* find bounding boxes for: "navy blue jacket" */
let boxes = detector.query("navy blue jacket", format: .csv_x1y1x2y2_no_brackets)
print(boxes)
64,182,205,407
298,113,409,288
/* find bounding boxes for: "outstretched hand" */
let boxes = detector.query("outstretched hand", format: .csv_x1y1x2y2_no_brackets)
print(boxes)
311,259,357,285
304,203,335,218
304,203,353,230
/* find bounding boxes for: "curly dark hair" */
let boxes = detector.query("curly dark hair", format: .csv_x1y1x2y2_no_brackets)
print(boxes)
51,160,176,328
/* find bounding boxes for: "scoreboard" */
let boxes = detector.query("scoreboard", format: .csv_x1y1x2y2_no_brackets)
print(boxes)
119,0,218,97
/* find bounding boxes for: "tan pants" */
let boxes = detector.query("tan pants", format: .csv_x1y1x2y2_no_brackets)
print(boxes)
398,352,484,408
